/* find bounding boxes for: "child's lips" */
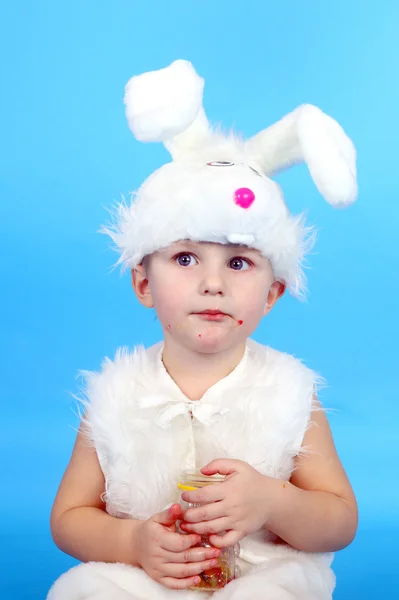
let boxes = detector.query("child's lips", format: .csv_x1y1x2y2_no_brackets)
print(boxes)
195,312,229,321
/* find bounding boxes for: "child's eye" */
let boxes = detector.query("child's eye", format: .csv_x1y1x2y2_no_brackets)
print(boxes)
174,253,198,267
229,257,252,271
173,253,252,270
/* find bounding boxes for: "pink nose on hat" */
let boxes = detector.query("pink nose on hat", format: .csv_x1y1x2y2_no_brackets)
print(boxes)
234,187,255,209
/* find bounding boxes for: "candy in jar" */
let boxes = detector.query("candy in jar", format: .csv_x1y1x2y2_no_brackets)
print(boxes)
177,469,240,591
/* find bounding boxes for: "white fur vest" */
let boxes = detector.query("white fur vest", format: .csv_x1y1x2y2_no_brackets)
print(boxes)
81,337,326,567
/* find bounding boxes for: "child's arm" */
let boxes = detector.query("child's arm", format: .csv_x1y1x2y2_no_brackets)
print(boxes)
50,422,221,589
180,398,358,553
50,423,141,564
265,398,358,552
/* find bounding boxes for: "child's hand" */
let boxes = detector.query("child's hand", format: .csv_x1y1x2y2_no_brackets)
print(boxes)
180,459,280,548
134,503,222,590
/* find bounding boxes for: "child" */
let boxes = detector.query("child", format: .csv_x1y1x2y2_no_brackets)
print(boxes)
48,60,358,600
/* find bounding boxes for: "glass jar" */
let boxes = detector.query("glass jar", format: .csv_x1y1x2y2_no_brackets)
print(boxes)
177,469,240,591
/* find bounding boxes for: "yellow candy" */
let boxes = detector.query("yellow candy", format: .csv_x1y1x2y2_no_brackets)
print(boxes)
177,482,198,491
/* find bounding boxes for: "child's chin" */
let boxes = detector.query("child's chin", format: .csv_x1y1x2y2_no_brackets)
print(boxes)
191,330,235,351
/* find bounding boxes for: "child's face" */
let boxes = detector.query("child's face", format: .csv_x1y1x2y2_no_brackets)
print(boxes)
132,241,285,353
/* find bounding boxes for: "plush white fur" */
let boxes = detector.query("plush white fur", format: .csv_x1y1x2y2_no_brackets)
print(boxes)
102,59,357,297
47,561,207,599
48,338,334,599
246,104,357,207
124,60,208,155
77,338,322,521
48,549,334,600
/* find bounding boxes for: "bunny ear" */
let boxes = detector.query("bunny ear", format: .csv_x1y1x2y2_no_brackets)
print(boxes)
246,104,357,207
124,59,211,160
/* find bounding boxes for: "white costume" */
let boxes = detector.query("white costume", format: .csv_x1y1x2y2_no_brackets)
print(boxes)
48,59,357,598
48,338,336,599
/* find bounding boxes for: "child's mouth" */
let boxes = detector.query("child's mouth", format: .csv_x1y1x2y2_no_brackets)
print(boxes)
195,312,229,321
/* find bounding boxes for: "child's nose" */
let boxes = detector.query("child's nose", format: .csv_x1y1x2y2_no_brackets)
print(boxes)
234,187,255,209
200,273,225,296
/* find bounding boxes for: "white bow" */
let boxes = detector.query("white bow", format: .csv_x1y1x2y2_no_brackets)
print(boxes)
138,394,230,429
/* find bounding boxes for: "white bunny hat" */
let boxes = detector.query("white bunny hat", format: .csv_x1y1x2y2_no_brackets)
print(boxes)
103,59,357,297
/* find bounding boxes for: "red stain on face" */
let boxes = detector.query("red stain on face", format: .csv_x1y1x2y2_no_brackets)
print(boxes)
238,320,243,325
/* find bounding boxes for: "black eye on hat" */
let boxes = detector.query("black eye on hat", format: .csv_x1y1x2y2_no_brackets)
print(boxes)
249,166,261,176
206,161,235,167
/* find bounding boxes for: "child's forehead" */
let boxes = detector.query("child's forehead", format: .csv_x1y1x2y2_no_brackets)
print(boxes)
168,240,261,254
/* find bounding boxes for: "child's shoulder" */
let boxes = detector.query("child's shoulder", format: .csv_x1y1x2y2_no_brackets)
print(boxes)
246,338,323,398
79,341,161,397
247,338,318,376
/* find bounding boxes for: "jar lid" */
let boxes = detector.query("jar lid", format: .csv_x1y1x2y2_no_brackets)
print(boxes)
177,468,225,490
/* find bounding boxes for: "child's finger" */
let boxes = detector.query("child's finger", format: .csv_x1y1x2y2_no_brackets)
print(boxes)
152,504,183,526
164,545,221,564
209,529,243,548
181,483,225,505
180,516,230,536
183,501,224,524
201,459,240,478
161,575,202,590
160,530,201,553
164,558,221,579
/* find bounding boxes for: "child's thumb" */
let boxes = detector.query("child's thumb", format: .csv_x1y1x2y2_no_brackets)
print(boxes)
152,503,183,526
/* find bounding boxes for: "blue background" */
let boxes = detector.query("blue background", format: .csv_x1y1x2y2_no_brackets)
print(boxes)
1,1,398,598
